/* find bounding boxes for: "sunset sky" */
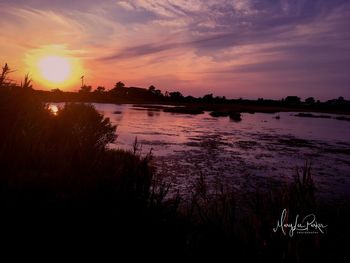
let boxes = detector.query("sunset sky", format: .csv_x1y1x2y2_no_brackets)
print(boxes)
0,0,349,99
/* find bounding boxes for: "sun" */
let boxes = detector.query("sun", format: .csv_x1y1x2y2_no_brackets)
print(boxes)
26,45,84,90
38,56,71,83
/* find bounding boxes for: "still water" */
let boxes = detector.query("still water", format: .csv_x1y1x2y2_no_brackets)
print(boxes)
53,103,350,200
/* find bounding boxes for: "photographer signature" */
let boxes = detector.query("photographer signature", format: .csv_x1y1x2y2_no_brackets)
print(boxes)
273,209,327,237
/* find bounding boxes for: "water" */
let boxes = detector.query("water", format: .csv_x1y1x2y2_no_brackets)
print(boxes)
51,103,350,200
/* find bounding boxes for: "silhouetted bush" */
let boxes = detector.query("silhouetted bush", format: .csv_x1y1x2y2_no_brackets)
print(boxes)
0,87,159,235
284,96,301,104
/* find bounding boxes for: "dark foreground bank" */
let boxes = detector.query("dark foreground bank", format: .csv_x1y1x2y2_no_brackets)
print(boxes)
0,85,349,261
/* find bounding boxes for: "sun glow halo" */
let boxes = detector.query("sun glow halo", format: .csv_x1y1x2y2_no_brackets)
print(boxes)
26,45,84,90
38,56,71,83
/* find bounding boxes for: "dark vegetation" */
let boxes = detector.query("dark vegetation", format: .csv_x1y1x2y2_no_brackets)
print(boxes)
335,116,350,121
3,62,350,117
37,81,350,121
295,113,332,118
40,86,350,115
295,113,350,122
0,64,349,260
209,111,242,121
23,66,349,116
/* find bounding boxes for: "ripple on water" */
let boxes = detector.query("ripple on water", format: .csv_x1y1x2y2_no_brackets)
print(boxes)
50,103,350,201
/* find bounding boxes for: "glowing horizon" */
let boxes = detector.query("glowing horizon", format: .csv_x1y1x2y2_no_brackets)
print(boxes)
1,1,350,99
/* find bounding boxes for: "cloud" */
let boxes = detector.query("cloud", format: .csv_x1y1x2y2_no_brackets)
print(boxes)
232,0,257,15
0,0,349,98
117,1,135,11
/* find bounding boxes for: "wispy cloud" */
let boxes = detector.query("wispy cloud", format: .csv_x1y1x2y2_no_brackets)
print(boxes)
0,0,349,99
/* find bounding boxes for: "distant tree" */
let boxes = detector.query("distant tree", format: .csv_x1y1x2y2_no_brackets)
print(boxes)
95,86,106,93
338,96,344,102
305,97,315,104
213,96,226,103
202,93,214,102
79,85,92,93
148,85,156,93
148,85,162,96
285,96,301,104
154,89,162,96
51,88,62,93
114,81,125,89
169,91,184,101
185,96,196,103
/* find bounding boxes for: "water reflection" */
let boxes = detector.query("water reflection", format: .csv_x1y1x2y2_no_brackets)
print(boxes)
48,104,59,115
146,109,160,117
49,103,350,199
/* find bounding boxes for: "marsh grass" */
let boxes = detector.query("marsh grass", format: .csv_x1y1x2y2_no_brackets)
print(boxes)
175,161,348,261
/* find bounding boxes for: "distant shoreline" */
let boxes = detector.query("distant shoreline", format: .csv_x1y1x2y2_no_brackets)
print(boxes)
45,100,350,116
31,88,350,116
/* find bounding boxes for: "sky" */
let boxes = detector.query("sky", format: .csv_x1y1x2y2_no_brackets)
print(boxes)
0,0,349,100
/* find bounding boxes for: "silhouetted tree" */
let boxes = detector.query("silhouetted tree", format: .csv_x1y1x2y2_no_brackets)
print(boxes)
202,93,214,102
285,96,301,104
79,85,92,93
114,81,125,89
185,96,196,103
213,96,227,103
148,85,156,93
148,85,162,96
169,91,184,101
95,86,106,93
51,88,62,93
305,97,315,104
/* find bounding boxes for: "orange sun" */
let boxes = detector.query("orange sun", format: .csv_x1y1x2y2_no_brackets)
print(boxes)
26,45,84,90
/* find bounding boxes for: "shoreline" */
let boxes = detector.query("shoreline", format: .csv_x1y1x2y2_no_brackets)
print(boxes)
47,100,350,116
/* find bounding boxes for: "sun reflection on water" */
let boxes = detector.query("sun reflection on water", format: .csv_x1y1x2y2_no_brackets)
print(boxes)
48,104,59,115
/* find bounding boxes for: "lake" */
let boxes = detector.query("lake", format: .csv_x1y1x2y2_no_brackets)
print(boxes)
52,103,350,201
